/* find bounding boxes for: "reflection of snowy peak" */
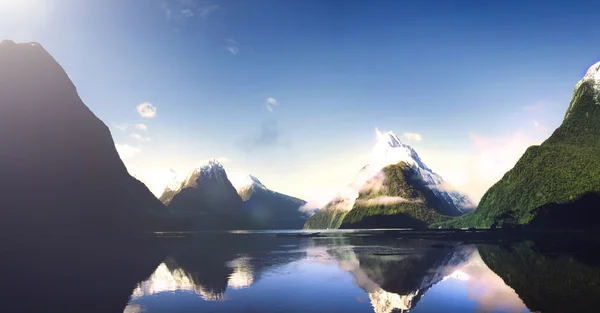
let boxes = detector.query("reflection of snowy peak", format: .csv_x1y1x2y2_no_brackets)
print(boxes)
130,263,225,301
333,244,476,313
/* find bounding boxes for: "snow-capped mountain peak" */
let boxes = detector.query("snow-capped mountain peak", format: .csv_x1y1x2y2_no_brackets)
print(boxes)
320,129,474,213
372,129,429,171
164,158,229,193
198,158,226,178
234,174,267,192
581,61,600,86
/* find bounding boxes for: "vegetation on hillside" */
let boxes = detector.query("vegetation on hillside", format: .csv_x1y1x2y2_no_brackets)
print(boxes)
303,206,348,229
341,162,455,228
442,80,600,228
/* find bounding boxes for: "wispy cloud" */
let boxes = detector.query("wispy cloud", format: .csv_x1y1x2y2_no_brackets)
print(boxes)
266,97,278,112
355,196,416,206
131,133,151,142
115,144,141,159
402,132,423,141
137,102,157,118
115,123,148,131
299,200,321,214
196,157,231,166
227,46,239,55
225,39,240,55
161,0,219,21
238,119,285,151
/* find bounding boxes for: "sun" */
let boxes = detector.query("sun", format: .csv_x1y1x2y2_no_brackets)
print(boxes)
0,0,47,23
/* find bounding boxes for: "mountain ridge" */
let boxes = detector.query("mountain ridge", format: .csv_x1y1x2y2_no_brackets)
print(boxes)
304,130,473,229
443,61,600,228
0,40,168,234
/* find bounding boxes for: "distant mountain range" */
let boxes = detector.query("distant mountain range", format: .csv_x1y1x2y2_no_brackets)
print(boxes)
445,61,600,229
160,160,310,230
236,174,310,229
304,131,474,229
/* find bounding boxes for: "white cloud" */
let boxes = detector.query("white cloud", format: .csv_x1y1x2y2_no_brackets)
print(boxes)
131,133,151,142
355,196,416,206
299,200,321,214
402,132,423,142
137,102,157,118
227,46,240,55
161,1,219,20
114,124,129,131
266,97,278,112
180,8,194,18
115,144,141,160
115,123,148,131
199,4,219,17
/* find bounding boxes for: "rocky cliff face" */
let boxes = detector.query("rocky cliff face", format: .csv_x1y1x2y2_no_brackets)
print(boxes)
0,41,167,234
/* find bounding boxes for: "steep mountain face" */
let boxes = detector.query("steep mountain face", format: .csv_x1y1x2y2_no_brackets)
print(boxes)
0,40,167,234
447,62,600,228
236,175,309,229
159,159,245,230
341,161,463,229
303,198,353,229
304,131,473,229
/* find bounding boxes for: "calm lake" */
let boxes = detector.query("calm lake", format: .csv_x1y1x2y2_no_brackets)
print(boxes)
2,230,598,313
119,230,600,313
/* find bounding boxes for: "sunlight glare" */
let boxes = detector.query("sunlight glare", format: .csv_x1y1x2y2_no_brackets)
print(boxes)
0,0,47,23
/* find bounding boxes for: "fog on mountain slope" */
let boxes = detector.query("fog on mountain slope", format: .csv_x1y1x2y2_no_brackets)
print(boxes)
0,40,170,234
443,61,600,229
304,130,474,229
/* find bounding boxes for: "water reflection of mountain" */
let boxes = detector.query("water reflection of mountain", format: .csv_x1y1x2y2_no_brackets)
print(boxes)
320,237,475,312
0,236,165,313
128,233,308,302
479,241,600,313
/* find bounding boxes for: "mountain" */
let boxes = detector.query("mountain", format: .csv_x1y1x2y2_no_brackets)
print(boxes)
304,130,473,229
0,40,168,234
445,61,600,229
159,159,245,230
341,161,466,229
236,174,309,229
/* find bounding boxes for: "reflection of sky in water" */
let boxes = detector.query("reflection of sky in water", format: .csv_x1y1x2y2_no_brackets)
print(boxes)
415,252,530,313
125,244,530,313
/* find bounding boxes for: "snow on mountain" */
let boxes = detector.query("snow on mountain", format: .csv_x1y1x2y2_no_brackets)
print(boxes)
580,61,600,89
321,129,474,213
234,174,267,193
164,158,229,193
564,61,600,121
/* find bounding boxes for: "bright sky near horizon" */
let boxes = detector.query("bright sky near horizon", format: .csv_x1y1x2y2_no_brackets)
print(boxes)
2,0,600,206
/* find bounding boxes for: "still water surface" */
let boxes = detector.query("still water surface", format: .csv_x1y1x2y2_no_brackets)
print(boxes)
120,231,600,313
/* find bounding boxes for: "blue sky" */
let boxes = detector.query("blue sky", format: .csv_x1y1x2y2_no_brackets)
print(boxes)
2,0,600,205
